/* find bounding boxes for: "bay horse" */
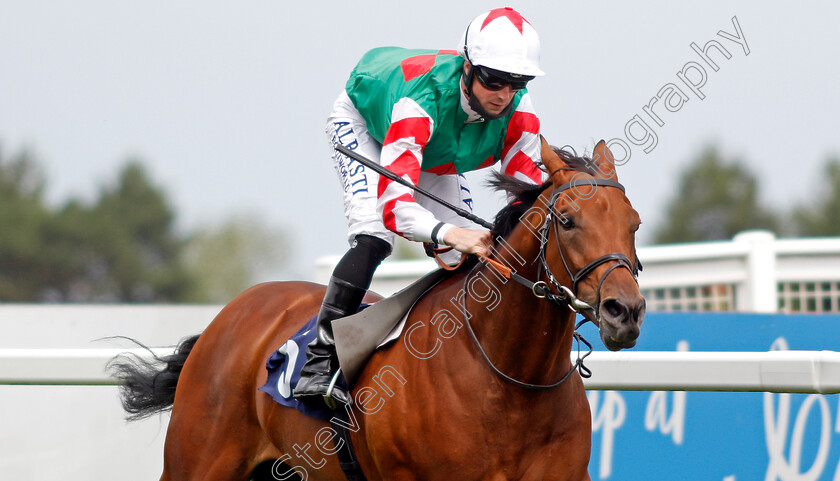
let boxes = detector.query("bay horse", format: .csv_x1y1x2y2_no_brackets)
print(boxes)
111,138,644,481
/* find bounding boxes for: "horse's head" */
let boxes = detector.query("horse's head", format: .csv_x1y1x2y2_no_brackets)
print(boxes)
537,138,645,351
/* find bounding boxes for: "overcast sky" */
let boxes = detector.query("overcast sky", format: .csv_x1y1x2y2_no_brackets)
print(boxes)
2,1,838,281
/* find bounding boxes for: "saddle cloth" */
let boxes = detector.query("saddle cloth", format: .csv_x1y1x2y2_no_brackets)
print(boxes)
258,312,339,421
258,268,452,420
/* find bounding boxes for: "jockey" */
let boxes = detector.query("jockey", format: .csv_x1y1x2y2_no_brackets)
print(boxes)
294,7,547,407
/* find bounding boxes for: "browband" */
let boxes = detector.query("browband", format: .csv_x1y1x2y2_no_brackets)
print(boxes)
554,178,625,194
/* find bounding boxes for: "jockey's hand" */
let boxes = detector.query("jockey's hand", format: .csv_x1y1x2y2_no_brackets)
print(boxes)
442,226,492,257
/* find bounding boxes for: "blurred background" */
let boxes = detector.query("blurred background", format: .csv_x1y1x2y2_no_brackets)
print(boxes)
1,1,838,303
3,2,840,480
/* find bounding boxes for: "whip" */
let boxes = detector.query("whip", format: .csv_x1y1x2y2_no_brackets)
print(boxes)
334,144,495,230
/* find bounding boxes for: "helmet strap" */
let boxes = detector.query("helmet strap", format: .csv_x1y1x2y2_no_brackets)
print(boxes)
461,56,512,121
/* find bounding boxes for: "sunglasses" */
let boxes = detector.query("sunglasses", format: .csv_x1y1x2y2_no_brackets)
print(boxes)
474,66,533,92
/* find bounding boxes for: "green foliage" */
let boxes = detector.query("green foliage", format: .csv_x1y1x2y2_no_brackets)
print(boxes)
181,215,287,303
653,147,780,244
0,148,52,299
0,144,293,303
0,149,191,301
392,236,426,260
792,157,840,237
56,160,194,302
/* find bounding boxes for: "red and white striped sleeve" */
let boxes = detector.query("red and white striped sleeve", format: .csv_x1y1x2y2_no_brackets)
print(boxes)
376,97,441,243
499,93,546,192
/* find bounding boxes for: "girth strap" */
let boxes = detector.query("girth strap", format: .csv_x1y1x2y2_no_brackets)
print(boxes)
330,409,368,481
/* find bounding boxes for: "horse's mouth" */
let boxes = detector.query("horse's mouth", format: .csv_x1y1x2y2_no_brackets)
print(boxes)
594,295,645,351
601,332,638,351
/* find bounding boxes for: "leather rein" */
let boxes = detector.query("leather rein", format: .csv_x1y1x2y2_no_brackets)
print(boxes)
462,176,642,390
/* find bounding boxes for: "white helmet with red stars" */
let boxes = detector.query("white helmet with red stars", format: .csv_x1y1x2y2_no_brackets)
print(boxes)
459,7,545,77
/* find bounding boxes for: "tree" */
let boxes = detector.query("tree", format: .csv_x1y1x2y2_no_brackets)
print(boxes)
0,147,53,300
653,146,779,244
55,160,194,302
181,215,287,303
0,150,194,302
0,143,294,302
792,157,840,236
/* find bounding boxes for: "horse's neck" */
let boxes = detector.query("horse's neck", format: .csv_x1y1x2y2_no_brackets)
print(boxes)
463,221,576,387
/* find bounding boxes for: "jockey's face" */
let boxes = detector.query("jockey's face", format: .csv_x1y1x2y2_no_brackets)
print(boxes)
463,63,516,117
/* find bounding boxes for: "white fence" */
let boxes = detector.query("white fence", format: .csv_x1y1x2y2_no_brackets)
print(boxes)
3,348,840,394
0,304,221,481
1,294,838,479
637,231,840,313
318,231,840,313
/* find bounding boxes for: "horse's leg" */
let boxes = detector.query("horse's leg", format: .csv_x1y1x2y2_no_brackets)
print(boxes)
157,324,281,481
158,394,269,481
257,397,357,481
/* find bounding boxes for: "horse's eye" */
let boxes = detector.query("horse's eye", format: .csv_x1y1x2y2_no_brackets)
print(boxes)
559,216,576,230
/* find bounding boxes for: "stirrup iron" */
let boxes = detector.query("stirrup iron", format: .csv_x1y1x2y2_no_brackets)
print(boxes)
323,367,345,410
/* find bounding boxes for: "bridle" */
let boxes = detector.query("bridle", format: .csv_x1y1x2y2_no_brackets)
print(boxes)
462,175,643,390
535,177,642,321
479,176,642,321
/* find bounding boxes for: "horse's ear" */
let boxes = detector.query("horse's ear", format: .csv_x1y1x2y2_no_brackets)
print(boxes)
592,139,617,180
540,136,565,175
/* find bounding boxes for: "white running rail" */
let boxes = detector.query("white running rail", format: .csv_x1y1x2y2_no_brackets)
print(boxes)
3,348,839,394
0,348,173,385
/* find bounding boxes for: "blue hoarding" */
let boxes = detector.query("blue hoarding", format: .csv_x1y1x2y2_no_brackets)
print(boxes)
577,313,840,481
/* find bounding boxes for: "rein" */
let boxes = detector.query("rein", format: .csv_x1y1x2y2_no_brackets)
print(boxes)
457,269,594,390
461,176,640,390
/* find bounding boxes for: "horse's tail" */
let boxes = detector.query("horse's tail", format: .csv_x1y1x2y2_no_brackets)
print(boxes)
107,334,201,421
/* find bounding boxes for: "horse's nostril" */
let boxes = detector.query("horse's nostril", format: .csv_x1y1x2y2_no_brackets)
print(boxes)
602,299,626,319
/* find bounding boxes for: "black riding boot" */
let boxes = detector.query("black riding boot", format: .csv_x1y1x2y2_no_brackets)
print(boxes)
294,276,367,407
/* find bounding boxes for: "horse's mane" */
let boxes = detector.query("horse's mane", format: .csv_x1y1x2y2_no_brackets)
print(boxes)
489,146,597,240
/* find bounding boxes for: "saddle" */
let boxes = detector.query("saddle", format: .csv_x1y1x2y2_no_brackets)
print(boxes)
258,267,454,420
332,266,453,386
